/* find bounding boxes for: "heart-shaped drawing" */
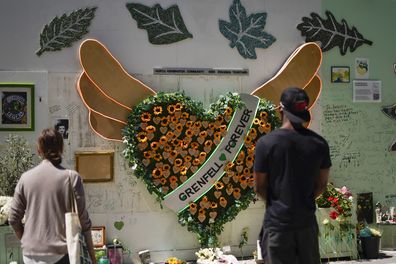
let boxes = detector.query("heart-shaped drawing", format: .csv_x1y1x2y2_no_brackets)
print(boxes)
114,221,124,231
77,39,322,246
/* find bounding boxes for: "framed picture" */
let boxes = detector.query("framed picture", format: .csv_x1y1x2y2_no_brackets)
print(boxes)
53,118,69,139
91,226,106,247
0,83,34,131
331,66,350,83
75,151,114,182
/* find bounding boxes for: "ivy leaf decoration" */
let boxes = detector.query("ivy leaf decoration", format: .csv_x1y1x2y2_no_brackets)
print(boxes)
36,7,97,56
219,0,276,59
126,3,193,45
297,10,373,56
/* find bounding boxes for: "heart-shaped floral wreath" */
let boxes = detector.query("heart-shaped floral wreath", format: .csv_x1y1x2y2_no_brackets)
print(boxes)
123,92,279,246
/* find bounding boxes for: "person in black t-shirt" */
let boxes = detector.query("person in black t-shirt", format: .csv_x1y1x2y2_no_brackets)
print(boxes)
254,87,331,264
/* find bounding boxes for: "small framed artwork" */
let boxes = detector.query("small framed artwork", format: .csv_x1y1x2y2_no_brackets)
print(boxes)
75,151,114,182
0,83,34,131
54,118,69,139
355,58,369,79
91,226,106,248
331,66,350,83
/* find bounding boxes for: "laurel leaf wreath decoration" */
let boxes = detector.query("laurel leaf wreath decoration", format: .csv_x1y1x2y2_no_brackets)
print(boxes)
126,3,193,45
297,10,372,56
36,7,97,56
219,0,276,59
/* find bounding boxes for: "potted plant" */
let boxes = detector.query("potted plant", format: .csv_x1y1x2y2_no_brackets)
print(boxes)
0,134,35,225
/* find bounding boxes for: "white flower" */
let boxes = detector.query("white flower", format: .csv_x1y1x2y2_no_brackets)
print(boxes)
322,219,329,225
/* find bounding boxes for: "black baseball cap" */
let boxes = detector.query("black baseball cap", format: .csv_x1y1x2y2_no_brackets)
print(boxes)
280,87,311,123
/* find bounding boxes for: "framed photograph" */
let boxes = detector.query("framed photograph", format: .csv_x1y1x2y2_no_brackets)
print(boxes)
331,66,350,83
91,226,106,247
54,118,69,139
0,83,34,131
75,151,114,182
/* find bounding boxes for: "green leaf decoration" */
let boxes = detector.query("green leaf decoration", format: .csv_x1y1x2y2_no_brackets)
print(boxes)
126,3,193,45
219,0,276,59
297,11,373,56
36,7,97,56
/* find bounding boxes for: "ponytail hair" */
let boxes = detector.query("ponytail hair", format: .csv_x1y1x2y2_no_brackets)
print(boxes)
38,128,64,166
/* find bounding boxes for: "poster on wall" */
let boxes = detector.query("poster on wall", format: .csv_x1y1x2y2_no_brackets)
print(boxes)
355,58,369,79
353,80,381,102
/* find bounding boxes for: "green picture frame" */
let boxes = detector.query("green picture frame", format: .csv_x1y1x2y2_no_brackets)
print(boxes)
0,83,35,131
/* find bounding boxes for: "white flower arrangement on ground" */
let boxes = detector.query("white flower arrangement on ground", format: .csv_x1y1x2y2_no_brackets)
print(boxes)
0,196,13,225
195,248,224,264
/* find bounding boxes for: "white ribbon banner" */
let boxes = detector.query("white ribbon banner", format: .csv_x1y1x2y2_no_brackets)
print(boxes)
163,93,259,213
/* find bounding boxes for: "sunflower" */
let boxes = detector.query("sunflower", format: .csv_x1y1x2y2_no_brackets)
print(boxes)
169,176,178,184
163,164,170,171
186,120,193,127
191,142,199,149
225,162,234,171
159,136,168,145
141,112,151,122
153,106,163,115
175,103,183,111
169,150,178,159
185,128,194,137
174,158,183,166
160,178,167,185
199,152,207,160
143,151,151,159
219,125,227,132
153,154,162,161
167,104,176,114
225,107,233,115
161,117,170,126
137,132,148,142
194,121,202,129
253,118,260,125
216,115,224,123
192,158,201,166
146,125,156,133
240,175,248,184
208,123,215,130
170,116,178,123
152,168,162,178
204,140,213,148
260,111,268,119
182,112,189,119
199,208,206,215
215,181,224,190
214,132,222,141
211,202,218,209
175,124,183,132
184,156,192,162
180,166,188,175
150,142,159,150
166,131,175,139
243,168,250,175
199,131,208,138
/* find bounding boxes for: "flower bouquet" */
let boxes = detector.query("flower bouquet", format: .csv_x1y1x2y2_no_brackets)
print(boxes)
358,224,382,259
195,248,223,264
316,184,353,220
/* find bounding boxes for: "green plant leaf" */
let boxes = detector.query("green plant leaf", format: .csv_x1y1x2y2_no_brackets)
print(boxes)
219,0,276,59
36,7,97,56
126,3,193,45
297,11,373,56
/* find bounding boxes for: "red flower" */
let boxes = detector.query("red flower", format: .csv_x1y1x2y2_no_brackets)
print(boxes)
332,197,339,204
327,197,334,201
329,210,339,220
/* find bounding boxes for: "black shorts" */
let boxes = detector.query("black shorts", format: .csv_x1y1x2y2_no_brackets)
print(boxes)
260,225,320,264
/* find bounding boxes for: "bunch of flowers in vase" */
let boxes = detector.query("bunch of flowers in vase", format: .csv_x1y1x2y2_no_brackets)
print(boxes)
195,248,224,264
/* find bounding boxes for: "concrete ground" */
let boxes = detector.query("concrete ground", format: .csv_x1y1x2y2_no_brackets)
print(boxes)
324,251,396,264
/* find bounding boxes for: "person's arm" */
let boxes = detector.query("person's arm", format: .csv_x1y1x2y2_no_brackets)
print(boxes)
254,171,268,201
315,168,330,198
8,181,26,240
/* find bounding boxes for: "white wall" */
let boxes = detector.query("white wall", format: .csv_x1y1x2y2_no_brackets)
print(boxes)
0,0,321,262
